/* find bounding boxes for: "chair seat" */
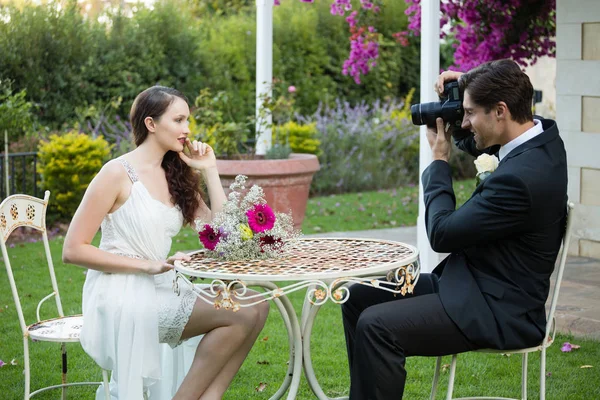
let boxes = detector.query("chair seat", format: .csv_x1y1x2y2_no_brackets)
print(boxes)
27,315,83,343
474,335,552,355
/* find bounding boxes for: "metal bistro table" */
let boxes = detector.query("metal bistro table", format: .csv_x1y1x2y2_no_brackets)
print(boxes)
173,237,420,400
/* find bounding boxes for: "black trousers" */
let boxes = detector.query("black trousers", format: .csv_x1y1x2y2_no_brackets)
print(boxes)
341,273,478,400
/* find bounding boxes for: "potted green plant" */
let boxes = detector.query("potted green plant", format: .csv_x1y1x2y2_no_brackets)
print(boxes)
191,84,320,229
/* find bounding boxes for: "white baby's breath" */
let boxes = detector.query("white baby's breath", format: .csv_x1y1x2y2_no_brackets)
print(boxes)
198,175,301,260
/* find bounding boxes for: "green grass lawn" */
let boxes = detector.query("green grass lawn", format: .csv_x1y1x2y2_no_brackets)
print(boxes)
1,179,599,399
302,180,475,234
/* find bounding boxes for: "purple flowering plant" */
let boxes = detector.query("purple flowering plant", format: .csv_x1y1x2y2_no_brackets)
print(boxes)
297,95,420,195
277,0,385,84
286,0,555,80
197,175,300,260
403,0,556,71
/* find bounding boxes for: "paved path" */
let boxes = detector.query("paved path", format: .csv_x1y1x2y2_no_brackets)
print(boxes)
308,226,600,340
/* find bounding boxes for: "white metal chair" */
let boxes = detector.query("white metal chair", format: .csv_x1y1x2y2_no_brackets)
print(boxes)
430,202,575,400
0,191,110,399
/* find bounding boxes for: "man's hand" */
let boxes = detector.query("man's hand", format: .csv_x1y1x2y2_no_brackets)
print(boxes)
426,118,452,162
435,70,464,96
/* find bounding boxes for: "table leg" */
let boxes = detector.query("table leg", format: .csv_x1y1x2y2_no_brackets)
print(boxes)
256,292,294,400
249,281,303,400
302,300,349,400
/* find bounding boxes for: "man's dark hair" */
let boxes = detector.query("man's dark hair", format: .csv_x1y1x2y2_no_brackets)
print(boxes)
458,59,534,124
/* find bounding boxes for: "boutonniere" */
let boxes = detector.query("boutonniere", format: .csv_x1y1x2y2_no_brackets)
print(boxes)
474,154,499,185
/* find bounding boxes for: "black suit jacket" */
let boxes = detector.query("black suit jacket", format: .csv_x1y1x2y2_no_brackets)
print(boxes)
422,118,567,350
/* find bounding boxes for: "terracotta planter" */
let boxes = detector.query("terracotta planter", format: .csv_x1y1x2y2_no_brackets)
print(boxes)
216,153,320,229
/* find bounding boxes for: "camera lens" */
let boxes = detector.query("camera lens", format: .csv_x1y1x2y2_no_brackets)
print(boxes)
410,102,442,126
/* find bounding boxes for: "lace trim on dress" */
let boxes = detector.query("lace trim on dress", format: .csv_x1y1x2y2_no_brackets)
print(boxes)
113,251,145,260
158,289,197,347
118,158,139,183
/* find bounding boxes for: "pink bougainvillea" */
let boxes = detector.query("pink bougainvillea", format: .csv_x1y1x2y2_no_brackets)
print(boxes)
404,0,556,71
281,0,556,79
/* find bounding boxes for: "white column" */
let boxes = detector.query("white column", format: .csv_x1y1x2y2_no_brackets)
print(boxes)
417,0,442,272
255,0,273,156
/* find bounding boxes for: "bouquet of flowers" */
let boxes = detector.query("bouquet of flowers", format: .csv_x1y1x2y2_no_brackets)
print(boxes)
197,175,301,260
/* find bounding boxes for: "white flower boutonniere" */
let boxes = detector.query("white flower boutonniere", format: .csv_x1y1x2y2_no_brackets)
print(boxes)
474,154,499,185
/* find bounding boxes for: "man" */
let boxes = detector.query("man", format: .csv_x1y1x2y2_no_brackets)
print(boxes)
341,59,568,399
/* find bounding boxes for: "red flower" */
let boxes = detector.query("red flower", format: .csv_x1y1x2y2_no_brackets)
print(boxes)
246,204,276,233
199,224,221,251
259,235,283,252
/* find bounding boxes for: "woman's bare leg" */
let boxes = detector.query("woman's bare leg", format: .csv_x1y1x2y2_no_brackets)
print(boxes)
200,299,269,399
172,290,269,400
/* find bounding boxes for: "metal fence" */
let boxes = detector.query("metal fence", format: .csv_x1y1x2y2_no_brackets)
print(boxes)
0,152,39,199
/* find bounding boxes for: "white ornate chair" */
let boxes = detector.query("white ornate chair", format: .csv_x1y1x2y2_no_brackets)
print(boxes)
0,191,110,399
430,202,575,400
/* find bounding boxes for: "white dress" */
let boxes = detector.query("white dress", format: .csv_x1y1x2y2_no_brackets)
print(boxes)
80,158,200,400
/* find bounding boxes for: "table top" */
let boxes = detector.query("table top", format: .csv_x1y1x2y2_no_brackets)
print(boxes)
175,237,419,282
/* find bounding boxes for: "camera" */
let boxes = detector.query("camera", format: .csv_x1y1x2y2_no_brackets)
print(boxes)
410,81,464,128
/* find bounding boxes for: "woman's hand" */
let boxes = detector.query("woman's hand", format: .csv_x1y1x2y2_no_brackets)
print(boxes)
166,252,192,265
144,260,174,275
178,138,217,171
143,252,191,275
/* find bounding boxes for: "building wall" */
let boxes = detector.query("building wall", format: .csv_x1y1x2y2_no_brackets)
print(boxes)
557,0,600,257
525,56,556,120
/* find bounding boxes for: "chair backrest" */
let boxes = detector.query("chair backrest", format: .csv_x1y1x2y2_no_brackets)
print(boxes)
0,191,65,337
544,202,575,340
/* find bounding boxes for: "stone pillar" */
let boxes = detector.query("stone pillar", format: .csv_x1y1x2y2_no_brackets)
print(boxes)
557,0,600,258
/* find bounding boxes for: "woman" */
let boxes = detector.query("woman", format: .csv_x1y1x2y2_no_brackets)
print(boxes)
63,86,269,399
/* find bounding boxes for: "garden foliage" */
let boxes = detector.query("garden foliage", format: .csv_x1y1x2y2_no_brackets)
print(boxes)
0,0,418,129
404,0,556,71
37,132,111,219
0,81,36,149
300,98,420,195
273,121,320,156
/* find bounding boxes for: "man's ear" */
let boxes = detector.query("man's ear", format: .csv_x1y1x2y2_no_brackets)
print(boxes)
144,116,156,133
495,102,508,121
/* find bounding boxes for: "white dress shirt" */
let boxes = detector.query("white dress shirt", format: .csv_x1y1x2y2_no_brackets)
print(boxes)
498,119,543,161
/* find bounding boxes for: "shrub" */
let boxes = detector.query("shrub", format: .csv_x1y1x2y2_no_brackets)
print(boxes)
38,132,111,220
0,3,103,127
273,121,320,155
300,98,419,196
0,0,205,128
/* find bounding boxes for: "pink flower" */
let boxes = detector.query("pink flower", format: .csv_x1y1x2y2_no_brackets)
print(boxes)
0,360,4,368
560,342,572,352
288,85,296,93
199,224,221,251
246,204,276,233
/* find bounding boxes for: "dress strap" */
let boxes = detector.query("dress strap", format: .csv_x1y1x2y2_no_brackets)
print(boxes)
118,158,139,183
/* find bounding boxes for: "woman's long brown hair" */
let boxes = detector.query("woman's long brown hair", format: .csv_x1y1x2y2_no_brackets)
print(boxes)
130,86,202,225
